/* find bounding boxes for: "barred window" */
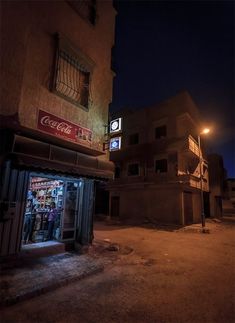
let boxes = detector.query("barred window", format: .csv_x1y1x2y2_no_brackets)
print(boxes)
52,35,93,110
67,0,96,25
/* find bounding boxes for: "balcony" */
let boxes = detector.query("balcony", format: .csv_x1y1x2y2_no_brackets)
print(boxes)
166,135,200,159
177,173,209,191
182,135,200,158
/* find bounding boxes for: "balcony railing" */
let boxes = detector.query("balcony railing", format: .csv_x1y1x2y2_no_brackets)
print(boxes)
108,171,209,192
184,135,200,157
177,173,209,191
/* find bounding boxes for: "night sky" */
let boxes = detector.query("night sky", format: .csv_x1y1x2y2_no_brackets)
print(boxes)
110,0,235,177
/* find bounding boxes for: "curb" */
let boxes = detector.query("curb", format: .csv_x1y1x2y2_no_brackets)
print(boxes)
0,263,103,308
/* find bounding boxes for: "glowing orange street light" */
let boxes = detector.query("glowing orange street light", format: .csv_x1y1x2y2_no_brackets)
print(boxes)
198,128,210,231
201,128,210,135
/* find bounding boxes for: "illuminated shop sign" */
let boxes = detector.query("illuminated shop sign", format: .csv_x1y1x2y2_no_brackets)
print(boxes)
109,136,121,151
37,110,92,144
110,118,122,133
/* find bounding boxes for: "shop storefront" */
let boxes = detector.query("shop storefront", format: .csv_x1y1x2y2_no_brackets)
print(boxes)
22,174,89,246
0,130,114,257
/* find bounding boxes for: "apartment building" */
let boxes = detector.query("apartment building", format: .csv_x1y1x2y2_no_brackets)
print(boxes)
0,0,116,256
108,92,209,225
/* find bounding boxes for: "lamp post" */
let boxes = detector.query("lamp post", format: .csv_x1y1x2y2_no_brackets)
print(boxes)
198,128,210,230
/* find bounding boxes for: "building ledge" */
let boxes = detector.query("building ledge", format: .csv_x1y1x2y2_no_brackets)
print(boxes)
0,114,105,156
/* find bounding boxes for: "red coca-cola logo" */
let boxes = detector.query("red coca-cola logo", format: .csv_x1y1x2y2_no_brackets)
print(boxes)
40,116,73,135
37,110,92,144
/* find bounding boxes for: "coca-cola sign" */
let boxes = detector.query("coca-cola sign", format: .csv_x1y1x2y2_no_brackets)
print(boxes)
37,110,92,143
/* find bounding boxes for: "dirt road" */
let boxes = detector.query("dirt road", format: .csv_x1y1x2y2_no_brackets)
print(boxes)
1,218,235,323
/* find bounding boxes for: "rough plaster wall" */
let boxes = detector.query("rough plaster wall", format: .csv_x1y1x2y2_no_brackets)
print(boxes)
192,192,201,223
0,2,32,115
209,194,215,218
121,110,147,148
1,1,115,160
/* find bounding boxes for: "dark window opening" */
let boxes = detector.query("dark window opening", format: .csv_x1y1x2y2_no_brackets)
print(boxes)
155,125,167,139
155,159,168,173
115,166,121,178
67,0,96,25
129,133,139,145
128,163,139,176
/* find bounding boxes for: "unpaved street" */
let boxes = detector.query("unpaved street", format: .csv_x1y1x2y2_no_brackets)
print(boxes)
1,218,235,323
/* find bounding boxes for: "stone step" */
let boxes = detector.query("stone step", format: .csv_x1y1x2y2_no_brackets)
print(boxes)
21,240,66,258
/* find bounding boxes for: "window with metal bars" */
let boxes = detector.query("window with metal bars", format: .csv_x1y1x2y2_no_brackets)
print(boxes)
67,0,96,25
52,35,92,110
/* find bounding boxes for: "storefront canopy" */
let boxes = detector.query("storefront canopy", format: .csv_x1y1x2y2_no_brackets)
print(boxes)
5,134,114,181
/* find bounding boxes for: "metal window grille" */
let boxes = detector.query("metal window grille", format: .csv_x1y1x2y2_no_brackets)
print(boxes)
55,49,90,108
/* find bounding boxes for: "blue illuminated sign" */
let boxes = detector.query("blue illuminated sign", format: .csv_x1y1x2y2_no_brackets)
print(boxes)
109,136,121,151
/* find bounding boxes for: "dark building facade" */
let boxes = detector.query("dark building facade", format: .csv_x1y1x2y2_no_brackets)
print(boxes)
107,92,210,225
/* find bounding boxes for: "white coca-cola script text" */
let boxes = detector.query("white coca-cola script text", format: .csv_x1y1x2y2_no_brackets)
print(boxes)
40,116,73,134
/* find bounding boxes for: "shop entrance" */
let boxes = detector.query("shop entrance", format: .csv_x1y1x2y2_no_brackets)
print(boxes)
22,174,83,245
0,162,95,257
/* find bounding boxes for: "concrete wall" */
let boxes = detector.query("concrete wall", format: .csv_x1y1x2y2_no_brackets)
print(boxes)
114,92,201,147
210,195,222,218
1,0,116,158
192,192,201,223
110,186,182,225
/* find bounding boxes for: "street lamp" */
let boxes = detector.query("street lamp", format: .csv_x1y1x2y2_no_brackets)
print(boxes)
198,128,210,231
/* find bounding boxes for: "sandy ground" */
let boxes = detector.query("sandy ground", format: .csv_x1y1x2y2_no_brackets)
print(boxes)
1,218,235,323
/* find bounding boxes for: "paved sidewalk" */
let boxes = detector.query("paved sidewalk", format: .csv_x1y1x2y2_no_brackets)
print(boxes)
0,250,103,308
1,218,230,309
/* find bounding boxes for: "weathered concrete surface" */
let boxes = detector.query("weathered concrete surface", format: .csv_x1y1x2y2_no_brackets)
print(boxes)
1,217,235,323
